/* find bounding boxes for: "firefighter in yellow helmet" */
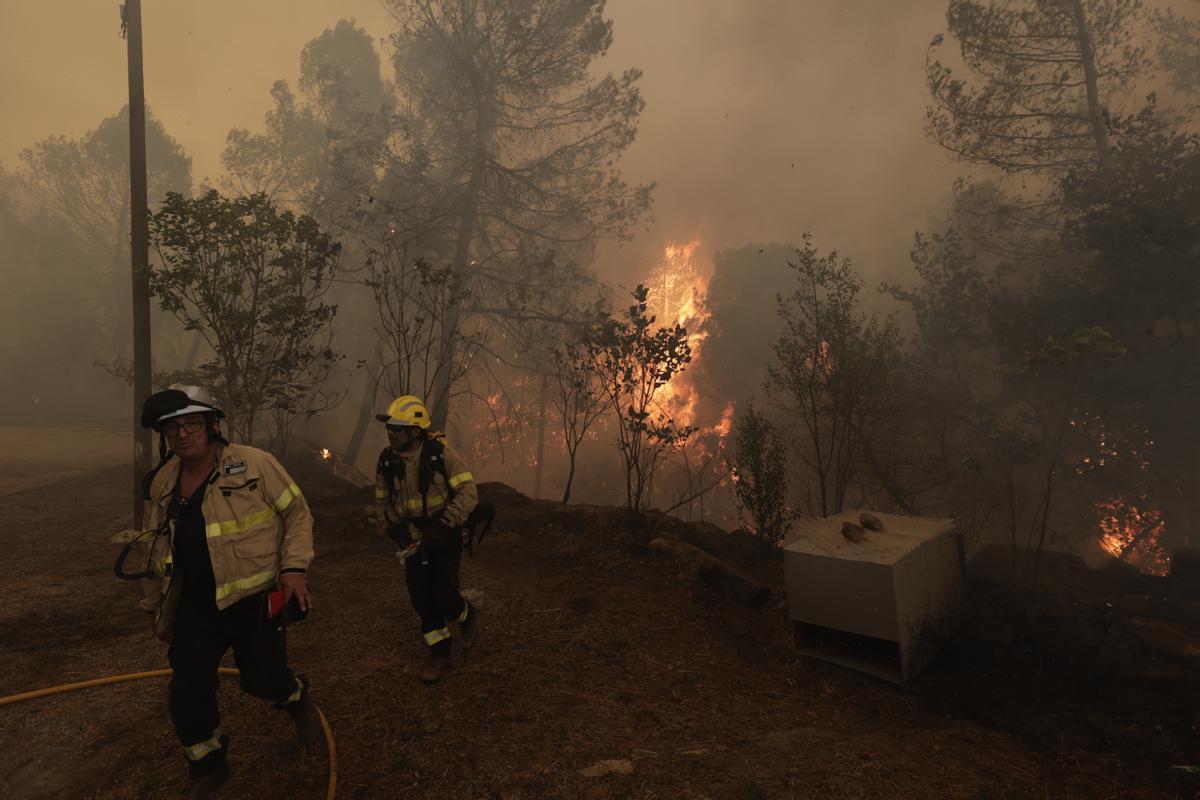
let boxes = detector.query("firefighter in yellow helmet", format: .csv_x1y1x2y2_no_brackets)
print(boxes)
375,395,479,683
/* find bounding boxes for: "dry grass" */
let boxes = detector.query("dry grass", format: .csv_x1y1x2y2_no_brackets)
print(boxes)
0,458,1187,800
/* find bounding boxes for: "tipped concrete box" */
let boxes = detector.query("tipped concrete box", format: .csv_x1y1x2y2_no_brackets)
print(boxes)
783,510,966,683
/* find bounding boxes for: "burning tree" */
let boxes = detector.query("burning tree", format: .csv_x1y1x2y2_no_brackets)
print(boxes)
593,285,693,513
1016,326,1125,590
636,239,741,522
149,190,342,448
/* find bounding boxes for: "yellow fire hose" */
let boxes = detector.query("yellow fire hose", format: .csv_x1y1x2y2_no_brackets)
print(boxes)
0,667,337,800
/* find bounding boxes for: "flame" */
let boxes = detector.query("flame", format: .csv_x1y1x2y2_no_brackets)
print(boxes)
1096,495,1168,575
645,238,711,430
319,447,332,462
714,401,735,438
1072,413,1165,574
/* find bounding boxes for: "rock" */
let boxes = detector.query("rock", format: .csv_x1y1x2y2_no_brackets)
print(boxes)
859,513,884,531
841,522,866,543
581,759,634,777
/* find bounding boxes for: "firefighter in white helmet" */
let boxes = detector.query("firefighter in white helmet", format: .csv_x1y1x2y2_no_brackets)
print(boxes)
375,395,479,683
137,385,320,798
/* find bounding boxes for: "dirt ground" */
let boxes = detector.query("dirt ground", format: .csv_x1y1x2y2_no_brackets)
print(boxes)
0,425,129,495
0,432,1197,799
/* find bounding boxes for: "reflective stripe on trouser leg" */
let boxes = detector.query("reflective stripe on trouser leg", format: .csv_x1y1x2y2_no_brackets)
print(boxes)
456,603,470,624
183,727,225,761
423,627,451,646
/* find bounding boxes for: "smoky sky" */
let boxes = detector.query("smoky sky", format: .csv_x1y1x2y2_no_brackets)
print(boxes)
1,0,962,289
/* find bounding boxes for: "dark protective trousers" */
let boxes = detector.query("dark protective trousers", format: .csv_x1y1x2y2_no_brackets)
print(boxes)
405,520,469,657
167,594,299,775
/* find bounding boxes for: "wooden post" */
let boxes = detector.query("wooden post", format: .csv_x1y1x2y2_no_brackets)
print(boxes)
125,0,152,526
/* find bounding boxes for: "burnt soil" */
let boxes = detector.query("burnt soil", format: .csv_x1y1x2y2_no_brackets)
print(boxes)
1,457,1198,800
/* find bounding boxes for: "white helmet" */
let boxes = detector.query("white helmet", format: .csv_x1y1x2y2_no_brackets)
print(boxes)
141,384,225,429
159,384,224,424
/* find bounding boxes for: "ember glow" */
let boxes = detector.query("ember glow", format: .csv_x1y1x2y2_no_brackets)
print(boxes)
1096,495,1168,575
1074,413,1167,574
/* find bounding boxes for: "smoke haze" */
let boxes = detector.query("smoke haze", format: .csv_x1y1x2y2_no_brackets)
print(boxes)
1,0,955,287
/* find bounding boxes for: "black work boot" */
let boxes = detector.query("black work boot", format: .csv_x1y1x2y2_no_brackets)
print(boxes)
420,642,451,686
283,674,322,746
458,603,478,650
180,753,229,799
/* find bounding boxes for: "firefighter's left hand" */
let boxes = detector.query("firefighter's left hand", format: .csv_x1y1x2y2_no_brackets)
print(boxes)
280,573,314,612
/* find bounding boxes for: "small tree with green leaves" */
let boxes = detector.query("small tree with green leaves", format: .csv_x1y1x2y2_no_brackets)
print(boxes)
729,403,790,551
150,190,341,446
551,320,609,504
593,285,693,513
769,235,905,517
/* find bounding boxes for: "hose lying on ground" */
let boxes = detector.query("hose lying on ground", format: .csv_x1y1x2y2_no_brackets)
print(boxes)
0,667,337,800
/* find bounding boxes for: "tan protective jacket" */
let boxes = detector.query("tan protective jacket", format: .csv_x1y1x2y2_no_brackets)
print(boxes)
374,435,477,538
142,442,314,635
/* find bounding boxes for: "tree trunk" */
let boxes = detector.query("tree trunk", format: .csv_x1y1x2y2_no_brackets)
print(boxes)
344,362,378,468
562,444,577,504
1070,0,1112,167
431,93,492,432
183,330,203,370
533,373,548,498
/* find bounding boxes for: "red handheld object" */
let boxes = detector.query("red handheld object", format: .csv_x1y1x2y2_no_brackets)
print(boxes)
267,588,287,620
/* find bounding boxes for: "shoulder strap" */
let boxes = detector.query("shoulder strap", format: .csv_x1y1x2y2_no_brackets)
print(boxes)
418,437,453,517
141,432,175,501
377,446,404,500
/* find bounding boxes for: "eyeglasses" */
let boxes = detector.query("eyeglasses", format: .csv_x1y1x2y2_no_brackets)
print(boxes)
161,419,206,436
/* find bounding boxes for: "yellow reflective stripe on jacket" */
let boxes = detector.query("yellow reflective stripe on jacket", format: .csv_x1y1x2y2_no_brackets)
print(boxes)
272,482,301,512
374,487,388,499
423,627,451,646
403,493,447,511
204,484,298,539
214,568,276,601
184,728,225,761
205,506,275,539
448,471,473,489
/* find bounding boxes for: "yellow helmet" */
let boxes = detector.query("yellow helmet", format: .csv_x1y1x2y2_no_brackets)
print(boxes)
375,395,431,428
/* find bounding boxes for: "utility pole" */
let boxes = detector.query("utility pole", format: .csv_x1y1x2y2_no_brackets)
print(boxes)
123,0,152,526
